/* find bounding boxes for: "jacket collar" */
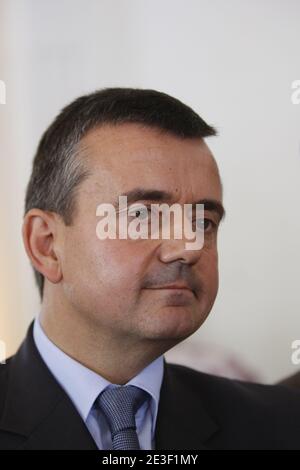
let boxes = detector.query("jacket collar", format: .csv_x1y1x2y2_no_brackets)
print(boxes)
155,359,218,450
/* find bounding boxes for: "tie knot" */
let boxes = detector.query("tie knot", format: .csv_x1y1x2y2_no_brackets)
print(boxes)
97,385,149,437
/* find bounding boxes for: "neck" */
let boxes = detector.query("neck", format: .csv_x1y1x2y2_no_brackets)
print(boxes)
39,296,169,385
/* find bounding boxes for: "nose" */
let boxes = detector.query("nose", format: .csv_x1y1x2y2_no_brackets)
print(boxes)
158,237,203,265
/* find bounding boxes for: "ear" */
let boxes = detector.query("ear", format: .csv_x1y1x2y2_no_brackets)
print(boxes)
22,209,63,285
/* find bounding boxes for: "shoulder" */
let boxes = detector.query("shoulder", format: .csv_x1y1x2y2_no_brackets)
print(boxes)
166,362,300,429
0,357,13,420
0,356,13,389
166,361,300,402
0,357,12,386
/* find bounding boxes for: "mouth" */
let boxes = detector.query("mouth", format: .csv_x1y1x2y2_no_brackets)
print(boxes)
147,285,196,297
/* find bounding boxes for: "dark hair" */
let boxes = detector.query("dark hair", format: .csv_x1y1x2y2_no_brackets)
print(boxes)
24,87,217,298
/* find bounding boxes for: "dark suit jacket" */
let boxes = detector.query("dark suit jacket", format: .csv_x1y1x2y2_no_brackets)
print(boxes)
1,323,300,450
278,372,300,391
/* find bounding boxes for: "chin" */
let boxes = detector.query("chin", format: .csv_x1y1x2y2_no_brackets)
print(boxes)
141,305,207,341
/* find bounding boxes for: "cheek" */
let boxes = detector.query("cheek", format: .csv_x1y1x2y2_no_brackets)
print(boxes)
88,239,145,292
199,248,219,291
63,222,144,291
62,238,142,316
61,227,103,290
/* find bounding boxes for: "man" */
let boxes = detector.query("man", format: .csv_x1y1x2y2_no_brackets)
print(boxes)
0,88,300,450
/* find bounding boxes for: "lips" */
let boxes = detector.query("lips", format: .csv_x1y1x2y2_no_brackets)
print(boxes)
148,284,195,296
155,284,191,290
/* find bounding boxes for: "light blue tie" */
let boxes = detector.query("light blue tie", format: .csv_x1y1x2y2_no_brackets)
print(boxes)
97,384,148,450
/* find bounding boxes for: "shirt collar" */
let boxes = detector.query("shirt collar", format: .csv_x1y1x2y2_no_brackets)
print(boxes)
33,316,164,432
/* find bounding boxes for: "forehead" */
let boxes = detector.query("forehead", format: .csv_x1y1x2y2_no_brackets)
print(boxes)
79,123,222,202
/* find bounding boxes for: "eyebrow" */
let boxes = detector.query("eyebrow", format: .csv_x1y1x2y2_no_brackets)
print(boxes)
113,188,226,222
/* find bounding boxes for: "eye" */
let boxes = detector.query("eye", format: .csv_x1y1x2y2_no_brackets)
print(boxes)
196,218,216,232
128,206,150,220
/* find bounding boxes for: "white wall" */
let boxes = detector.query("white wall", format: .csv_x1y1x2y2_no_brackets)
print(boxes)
0,0,299,382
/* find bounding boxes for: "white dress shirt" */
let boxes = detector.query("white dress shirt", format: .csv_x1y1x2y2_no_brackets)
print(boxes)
33,316,164,450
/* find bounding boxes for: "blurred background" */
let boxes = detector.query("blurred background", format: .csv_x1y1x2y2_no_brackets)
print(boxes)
0,0,299,383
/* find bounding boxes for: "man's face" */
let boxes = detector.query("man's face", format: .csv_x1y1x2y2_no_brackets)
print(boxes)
58,123,223,344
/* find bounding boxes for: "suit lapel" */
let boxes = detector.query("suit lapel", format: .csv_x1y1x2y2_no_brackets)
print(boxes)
0,323,97,450
155,360,219,450
18,396,98,450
